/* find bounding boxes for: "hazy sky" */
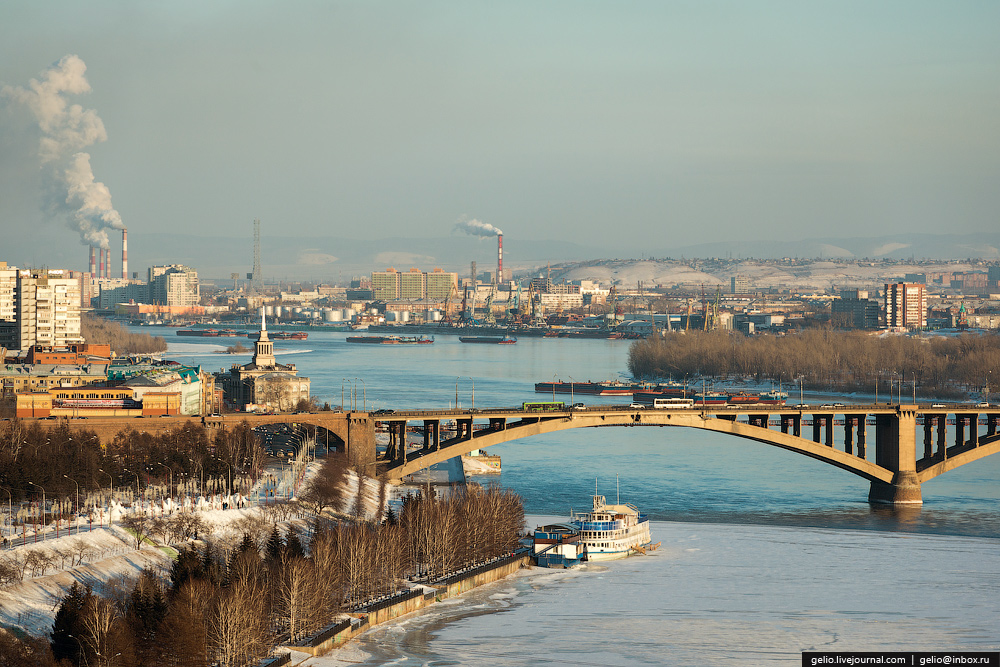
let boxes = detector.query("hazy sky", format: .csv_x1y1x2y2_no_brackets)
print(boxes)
2,1,999,270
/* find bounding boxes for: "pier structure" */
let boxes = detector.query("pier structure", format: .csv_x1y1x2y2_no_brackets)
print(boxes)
31,403,1000,504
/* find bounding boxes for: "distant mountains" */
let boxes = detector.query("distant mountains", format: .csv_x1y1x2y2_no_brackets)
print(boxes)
112,231,1000,283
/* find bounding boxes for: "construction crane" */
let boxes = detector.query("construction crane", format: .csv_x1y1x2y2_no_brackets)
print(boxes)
442,282,459,324
711,286,721,331
484,285,497,325
701,284,709,331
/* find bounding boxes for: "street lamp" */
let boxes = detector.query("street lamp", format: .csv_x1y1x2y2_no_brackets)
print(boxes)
62,475,79,536
466,376,475,410
568,375,574,405
97,469,113,500
552,373,558,402
156,463,173,502
27,481,45,542
1,487,11,543
355,377,367,411
122,469,140,511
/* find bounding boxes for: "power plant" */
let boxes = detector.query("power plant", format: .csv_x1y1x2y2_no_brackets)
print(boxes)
88,227,128,280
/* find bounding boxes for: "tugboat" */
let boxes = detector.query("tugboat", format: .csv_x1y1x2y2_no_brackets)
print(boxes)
532,482,659,568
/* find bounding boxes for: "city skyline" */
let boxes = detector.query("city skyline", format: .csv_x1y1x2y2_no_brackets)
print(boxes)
2,2,999,274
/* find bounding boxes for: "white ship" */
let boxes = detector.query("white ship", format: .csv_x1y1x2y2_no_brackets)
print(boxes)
533,485,659,567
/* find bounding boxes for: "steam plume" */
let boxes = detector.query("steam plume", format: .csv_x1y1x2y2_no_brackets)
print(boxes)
454,218,503,237
1,55,122,249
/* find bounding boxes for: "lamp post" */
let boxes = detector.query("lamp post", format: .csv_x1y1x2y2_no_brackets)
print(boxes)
2,487,11,543
798,376,804,406
62,475,79,536
156,463,173,502
122,469,140,512
568,375,574,405
466,376,475,410
552,373,558,402
27,481,45,542
355,377,366,411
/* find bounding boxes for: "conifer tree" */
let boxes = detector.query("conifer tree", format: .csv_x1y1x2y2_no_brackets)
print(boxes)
50,582,92,665
265,525,283,564
284,527,305,559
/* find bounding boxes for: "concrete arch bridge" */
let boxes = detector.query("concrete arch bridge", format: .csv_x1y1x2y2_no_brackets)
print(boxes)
375,403,1000,504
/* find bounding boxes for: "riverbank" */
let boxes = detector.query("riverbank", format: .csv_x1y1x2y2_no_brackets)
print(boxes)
274,550,532,663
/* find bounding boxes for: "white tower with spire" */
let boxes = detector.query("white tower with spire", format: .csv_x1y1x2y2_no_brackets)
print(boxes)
252,306,276,368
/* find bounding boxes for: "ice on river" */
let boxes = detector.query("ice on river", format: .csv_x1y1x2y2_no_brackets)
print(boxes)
304,519,1000,666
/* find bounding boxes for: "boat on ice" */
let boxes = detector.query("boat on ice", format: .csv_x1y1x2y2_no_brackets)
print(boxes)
532,490,659,568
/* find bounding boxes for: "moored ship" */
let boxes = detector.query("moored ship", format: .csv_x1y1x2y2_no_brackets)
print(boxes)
532,490,658,568
346,335,434,344
534,379,657,396
459,335,517,344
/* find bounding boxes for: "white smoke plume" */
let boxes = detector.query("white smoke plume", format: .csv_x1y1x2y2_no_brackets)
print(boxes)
1,55,122,249
454,218,503,237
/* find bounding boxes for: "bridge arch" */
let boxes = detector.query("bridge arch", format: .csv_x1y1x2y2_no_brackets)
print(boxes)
380,405,1000,505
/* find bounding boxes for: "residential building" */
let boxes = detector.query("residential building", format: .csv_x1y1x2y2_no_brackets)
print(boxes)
0,267,83,351
149,265,199,306
371,268,458,301
884,282,927,329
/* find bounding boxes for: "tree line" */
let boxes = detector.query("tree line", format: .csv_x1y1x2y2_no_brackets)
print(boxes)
0,420,265,507
80,315,167,355
627,329,1000,398
0,484,525,666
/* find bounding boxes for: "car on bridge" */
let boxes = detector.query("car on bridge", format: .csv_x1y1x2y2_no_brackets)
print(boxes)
571,403,587,410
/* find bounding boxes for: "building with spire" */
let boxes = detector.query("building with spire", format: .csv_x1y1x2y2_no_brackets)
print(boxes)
217,308,310,411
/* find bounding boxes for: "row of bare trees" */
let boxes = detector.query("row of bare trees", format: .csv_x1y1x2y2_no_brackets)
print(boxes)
1,481,525,667
81,314,167,355
627,329,1000,397
1,420,265,506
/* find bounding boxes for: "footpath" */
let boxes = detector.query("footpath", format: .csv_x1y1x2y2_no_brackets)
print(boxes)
265,549,533,666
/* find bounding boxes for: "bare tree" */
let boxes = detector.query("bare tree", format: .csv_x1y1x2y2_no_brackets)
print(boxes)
121,514,155,550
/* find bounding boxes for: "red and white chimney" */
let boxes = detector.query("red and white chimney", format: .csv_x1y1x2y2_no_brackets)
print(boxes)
122,228,128,279
89,246,96,275
98,248,104,279
497,233,503,284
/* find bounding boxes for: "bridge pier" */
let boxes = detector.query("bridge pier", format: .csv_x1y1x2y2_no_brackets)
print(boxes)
868,406,921,505
422,420,440,451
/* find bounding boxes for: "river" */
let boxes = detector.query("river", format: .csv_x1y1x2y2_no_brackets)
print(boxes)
152,326,1000,664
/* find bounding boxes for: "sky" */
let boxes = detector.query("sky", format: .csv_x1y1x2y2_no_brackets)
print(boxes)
2,1,999,276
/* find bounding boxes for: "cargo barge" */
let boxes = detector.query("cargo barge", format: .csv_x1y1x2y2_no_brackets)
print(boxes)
346,335,434,345
459,335,517,344
177,329,248,337
247,331,307,340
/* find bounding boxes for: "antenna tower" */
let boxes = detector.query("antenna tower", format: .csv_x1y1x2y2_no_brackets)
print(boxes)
252,218,262,295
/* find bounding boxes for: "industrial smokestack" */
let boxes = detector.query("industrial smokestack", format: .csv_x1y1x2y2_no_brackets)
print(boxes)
497,233,503,285
98,248,104,279
122,228,128,279
89,246,96,275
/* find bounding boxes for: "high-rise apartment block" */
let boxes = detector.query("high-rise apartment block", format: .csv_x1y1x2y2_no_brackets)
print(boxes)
731,274,751,294
884,282,926,330
370,268,458,301
0,264,83,351
148,265,199,306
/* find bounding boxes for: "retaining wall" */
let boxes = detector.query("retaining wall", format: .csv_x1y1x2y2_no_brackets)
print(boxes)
280,551,532,657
